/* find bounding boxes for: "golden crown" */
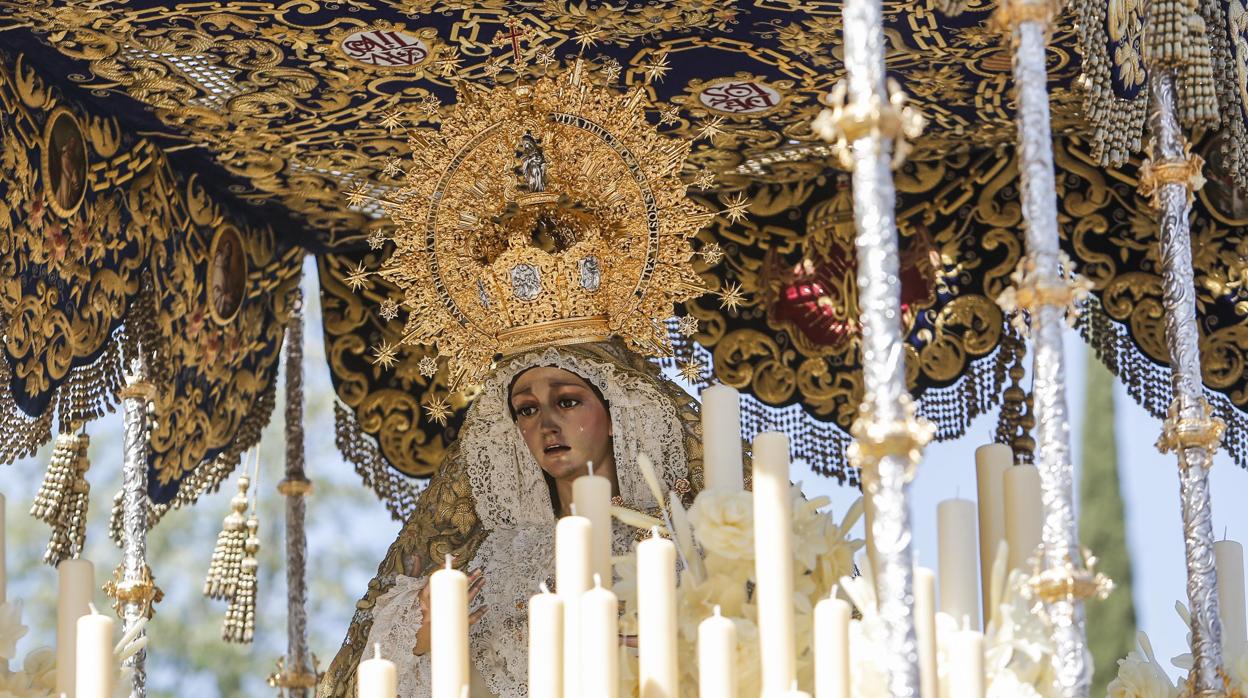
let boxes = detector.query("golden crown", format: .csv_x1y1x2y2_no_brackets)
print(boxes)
368,62,712,386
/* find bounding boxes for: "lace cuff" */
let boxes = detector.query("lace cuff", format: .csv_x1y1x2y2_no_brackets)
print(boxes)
364,575,432,698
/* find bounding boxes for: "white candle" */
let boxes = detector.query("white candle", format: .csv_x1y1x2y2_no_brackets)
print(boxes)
75,604,115,698
557,514,592,697
0,493,6,606
975,444,1011,624
752,431,796,693
699,606,737,698
1003,465,1043,573
57,558,95,697
529,583,563,698
431,555,469,698
358,643,397,698
573,462,614,590
701,384,744,492
914,567,938,698
937,498,981,630
580,575,619,698
948,627,985,698
1215,539,1247,655
862,491,878,585
638,529,678,697
813,594,850,698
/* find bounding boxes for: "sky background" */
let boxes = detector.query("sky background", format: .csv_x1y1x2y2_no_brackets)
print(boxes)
2,255,1244,692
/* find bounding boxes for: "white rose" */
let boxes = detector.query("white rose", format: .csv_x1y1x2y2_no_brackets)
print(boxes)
688,490,754,560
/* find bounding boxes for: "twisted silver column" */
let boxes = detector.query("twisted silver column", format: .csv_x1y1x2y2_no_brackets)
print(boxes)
119,357,153,698
275,288,315,697
1005,7,1091,695
841,0,924,692
1147,70,1226,696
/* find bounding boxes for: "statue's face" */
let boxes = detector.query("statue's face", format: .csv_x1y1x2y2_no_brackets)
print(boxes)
509,366,614,481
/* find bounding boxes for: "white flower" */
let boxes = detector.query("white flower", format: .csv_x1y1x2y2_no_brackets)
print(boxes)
687,490,754,560
21,647,56,694
0,601,29,661
1107,633,1180,698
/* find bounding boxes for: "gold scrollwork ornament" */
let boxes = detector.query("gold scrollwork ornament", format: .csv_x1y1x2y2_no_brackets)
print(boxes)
1156,397,1226,464
848,395,935,488
103,562,165,619
1137,143,1207,208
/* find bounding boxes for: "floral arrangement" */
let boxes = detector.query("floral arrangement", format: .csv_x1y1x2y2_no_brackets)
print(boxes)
0,597,140,698
612,480,864,697
841,541,1062,698
1108,602,1248,698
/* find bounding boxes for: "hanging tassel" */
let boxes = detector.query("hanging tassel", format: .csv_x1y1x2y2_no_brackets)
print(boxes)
222,513,259,644
203,459,252,601
31,429,91,566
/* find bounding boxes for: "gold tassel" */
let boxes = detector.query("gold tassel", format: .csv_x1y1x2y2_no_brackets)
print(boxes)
222,514,259,644
31,430,91,566
203,462,252,600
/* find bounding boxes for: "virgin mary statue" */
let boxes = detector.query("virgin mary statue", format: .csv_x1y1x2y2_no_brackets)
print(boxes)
320,342,704,696
319,65,715,697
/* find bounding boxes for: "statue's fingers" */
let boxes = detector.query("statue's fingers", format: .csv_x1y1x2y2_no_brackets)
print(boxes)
469,607,487,625
468,575,486,600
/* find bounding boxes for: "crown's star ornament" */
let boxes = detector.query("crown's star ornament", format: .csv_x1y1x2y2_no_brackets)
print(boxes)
677,359,705,383
534,45,557,69
641,51,672,83
356,59,712,386
382,158,403,177
371,341,399,370
343,261,371,292
573,27,604,51
722,192,751,224
368,231,388,250
675,315,699,336
699,242,724,265
719,282,747,312
345,182,372,208
379,109,405,133
418,355,439,378
693,169,716,191
379,298,399,321
657,104,681,126
417,94,442,120
423,394,453,426
695,116,725,141
434,47,462,77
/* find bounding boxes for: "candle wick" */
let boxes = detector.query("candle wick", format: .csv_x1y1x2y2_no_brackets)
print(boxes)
830,583,840,600
88,602,100,616
540,581,550,594
444,553,453,570
586,461,594,477
650,525,660,539
1225,526,1229,542
592,573,602,589
374,642,382,661
713,604,721,617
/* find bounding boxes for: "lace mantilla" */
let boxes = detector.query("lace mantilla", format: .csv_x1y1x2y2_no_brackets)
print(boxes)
365,575,431,698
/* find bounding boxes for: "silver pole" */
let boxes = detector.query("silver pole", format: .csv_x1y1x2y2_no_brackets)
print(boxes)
1143,69,1227,696
117,356,156,698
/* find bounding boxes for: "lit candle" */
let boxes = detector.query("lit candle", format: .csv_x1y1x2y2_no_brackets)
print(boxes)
699,606,737,698
914,566,938,698
75,604,115,698
813,593,850,698
701,384,744,492
431,555,469,698
975,444,1011,624
937,498,980,630
948,626,985,698
57,558,95,697
638,528,678,697
529,583,563,698
1215,539,1247,656
752,431,796,693
557,514,592,697
1003,465,1043,573
580,575,619,698
573,462,614,590
357,643,397,698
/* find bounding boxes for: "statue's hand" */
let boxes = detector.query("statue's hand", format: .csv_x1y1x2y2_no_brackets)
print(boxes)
411,563,486,656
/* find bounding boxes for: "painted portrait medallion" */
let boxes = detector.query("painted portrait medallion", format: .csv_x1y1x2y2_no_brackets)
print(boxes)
208,225,247,324
42,108,88,218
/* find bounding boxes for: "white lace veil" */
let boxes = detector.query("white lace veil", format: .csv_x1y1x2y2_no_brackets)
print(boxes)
462,344,691,530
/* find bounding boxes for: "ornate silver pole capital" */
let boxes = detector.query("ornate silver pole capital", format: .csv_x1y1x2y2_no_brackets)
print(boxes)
997,2,1095,694
1145,69,1229,697
815,0,927,692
